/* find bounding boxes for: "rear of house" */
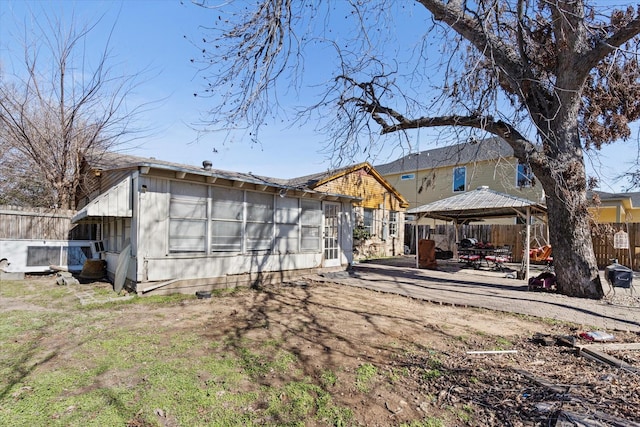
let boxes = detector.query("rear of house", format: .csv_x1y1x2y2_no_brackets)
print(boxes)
73,153,356,295
289,163,409,260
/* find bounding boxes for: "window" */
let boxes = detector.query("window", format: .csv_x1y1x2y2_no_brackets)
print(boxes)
123,218,131,249
301,199,322,251
363,208,374,236
27,246,61,266
389,211,398,237
169,182,208,253
211,187,243,252
245,191,274,251
517,163,534,188
453,166,466,192
115,219,122,252
275,197,300,253
106,220,115,251
400,173,415,180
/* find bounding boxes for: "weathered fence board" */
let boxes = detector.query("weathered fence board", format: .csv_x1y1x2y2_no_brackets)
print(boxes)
405,222,638,270
0,205,93,240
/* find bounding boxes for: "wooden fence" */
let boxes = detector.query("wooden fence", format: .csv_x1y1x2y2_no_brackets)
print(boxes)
0,205,93,240
405,223,639,270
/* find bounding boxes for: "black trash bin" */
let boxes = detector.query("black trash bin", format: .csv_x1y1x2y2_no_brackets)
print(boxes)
605,260,633,289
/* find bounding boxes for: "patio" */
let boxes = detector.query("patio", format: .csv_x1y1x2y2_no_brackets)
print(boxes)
325,255,640,332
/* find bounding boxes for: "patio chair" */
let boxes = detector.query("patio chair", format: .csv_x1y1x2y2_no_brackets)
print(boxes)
519,244,553,279
459,253,482,269
484,253,512,271
529,244,553,264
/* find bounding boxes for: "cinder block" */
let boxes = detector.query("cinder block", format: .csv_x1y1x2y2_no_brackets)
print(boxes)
0,271,25,281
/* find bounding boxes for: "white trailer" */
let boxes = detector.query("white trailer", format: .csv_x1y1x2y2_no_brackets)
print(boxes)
0,239,99,273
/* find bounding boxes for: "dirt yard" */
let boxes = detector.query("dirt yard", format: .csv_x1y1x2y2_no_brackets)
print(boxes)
2,275,640,426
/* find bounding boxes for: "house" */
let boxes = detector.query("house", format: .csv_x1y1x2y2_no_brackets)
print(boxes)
72,152,358,295
288,163,409,259
589,191,640,223
375,137,545,223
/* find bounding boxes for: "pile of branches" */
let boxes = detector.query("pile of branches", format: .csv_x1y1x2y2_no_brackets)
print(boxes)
398,333,640,426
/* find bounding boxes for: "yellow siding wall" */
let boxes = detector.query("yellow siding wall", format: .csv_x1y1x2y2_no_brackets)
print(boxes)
382,158,544,210
590,206,640,223
314,168,406,259
315,170,405,211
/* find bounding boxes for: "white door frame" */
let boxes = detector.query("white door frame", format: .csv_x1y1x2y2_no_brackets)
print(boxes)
323,202,341,267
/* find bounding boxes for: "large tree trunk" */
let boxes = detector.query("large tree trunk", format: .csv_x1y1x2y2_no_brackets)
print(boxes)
544,186,603,299
531,127,604,299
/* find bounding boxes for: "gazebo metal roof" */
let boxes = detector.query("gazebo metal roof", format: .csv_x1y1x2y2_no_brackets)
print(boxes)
407,186,547,223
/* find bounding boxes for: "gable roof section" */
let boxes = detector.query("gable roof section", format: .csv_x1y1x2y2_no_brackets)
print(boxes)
591,190,640,209
408,186,546,222
288,162,409,208
375,137,514,175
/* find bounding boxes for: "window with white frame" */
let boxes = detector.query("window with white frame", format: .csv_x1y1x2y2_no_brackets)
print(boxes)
275,196,300,253
245,191,274,251
300,199,322,251
169,182,208,252
389,211,398,236
363,208,374,236
453,166,466,192
211,187,243,252
516,163,534,188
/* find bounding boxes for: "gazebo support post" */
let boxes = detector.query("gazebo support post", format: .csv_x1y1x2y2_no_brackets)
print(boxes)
525,206,531,284
415,214,421,269
454,221,460,259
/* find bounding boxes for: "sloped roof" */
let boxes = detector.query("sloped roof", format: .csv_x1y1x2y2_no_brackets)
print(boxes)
286,163,361,188
288,162,409,207
375,137,514,175
407,186,546,222
85,151,290,188
591,190,640,208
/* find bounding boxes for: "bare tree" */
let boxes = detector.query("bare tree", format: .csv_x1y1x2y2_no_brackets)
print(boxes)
0,11,145,210
193,1,640,299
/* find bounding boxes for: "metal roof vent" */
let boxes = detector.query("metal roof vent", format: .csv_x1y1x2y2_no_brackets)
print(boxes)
202,160,212,170
477,186,490,190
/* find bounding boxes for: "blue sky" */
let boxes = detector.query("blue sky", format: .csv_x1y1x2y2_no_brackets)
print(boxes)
0,0,636,191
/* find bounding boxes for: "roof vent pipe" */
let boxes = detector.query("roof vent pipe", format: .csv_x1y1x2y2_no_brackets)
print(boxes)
202,160,212,170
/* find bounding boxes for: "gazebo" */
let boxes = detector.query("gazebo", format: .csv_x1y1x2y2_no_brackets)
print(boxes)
407,186,548,282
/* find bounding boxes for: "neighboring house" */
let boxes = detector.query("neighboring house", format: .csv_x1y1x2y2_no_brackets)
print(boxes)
289,163,409,259
375,137,545,223
590,191,640,223
73,152,358,295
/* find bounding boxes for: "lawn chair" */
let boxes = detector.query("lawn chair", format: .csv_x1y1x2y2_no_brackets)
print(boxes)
519,244,553,279
459,253,482,269
529,244,552,264
484,254,512,271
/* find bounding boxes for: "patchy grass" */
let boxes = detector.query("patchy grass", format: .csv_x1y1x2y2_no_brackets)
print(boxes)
3,274,629,426
354,363,378,393
0,278,356,427
401,419,446,427
0,278,71,302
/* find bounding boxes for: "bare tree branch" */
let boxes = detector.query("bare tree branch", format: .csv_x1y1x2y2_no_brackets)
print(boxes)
0,10,149,209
